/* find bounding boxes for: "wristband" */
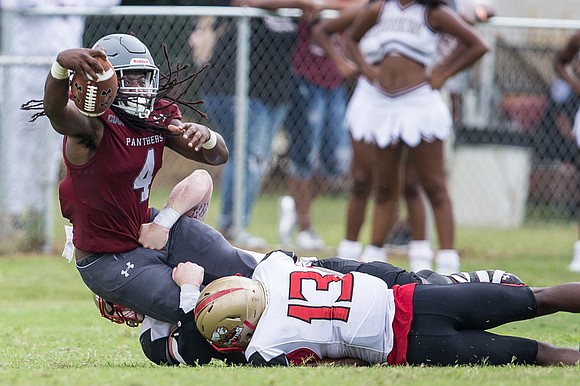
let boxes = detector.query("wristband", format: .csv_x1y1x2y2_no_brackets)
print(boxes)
179,284,201,314
51,61,70,80
153,207,181,229
202,129,217,150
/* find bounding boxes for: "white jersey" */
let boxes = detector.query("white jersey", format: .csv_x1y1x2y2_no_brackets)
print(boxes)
366,0,440,66
246,251,396,365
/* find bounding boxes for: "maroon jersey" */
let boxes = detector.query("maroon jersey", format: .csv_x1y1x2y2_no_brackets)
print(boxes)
291,21,343,89
59,100,182,253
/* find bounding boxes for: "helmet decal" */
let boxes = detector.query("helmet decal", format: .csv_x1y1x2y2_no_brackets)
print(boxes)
130,58,152,65
211,325,244,348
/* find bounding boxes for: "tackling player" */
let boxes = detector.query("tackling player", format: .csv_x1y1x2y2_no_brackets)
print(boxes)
95,256,523,367
193,251,580,367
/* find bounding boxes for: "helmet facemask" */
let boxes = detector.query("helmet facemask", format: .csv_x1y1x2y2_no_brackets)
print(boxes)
115,66,159,119
93,293,144,327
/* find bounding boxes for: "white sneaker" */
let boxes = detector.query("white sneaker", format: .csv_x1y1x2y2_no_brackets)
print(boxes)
296,230,325,250
278,196,296,247
570,241,580,272
234,231,266,249
337,239,363,260
435,249,460,275
569,259,580,272
408,240,434,272
359,245,386,262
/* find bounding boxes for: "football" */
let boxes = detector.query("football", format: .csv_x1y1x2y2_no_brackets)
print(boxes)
71,56,118,117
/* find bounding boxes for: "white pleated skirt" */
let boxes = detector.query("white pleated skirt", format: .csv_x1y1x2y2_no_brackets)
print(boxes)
345,77,452,148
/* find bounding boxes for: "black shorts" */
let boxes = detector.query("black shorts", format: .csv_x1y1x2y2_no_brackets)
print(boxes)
76,209,257,323
406,283,539,366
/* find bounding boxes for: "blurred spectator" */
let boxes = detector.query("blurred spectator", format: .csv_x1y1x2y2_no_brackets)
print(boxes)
279,0,362,251
533,78,579,165
193,1,320,248
554,30,580,272
344,0,488,273
311,2,429,267
0,0,119,251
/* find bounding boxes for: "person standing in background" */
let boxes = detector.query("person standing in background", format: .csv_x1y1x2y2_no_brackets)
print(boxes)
279,0,364,251
312,1,433,267
194,0,322,248
533,77,578,166
0,0,120,252
344,0,488,273
554,30,580,272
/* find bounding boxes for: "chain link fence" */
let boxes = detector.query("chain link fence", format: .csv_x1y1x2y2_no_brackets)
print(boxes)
0,6,579,253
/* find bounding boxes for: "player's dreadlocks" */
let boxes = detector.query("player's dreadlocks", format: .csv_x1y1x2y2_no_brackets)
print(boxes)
21,43,209,138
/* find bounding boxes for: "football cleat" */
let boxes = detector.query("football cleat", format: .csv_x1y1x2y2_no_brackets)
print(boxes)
447,270,524,285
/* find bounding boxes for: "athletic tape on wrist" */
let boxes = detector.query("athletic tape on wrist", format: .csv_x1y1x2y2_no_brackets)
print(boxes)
153,207,181,229
202,129,217,150
51,61,70,80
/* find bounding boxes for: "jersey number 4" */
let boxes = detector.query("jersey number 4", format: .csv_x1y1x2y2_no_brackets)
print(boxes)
287,271,354,323
133,148,155,202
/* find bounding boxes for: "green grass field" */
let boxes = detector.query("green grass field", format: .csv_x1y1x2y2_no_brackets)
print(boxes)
1,192,580,385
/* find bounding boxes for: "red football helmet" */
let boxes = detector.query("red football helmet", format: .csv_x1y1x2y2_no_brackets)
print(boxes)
93,293,144,327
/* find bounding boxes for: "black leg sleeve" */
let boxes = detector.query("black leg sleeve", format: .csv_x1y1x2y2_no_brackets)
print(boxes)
312,257,422,287
140,330,174,366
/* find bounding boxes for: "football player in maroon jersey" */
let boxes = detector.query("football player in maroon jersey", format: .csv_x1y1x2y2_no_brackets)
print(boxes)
43,34,258,335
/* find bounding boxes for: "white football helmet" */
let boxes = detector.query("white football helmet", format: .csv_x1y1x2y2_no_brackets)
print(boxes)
194,276,266,352
92,34,159,118
93,293,144,327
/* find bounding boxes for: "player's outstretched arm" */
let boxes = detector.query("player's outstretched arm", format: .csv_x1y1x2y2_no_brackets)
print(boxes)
44,48,106,136
166,121,228,165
